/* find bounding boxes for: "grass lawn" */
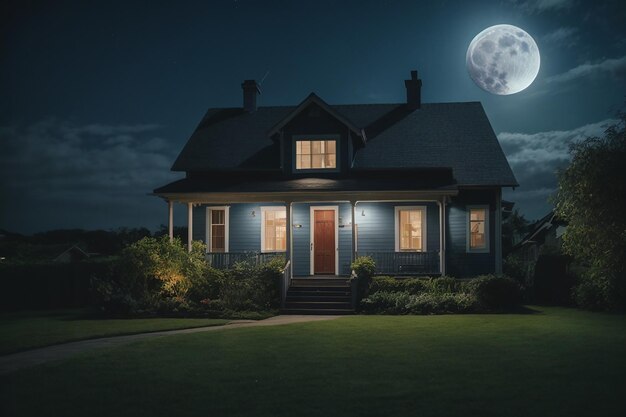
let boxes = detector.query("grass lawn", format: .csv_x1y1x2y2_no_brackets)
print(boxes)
0,310,229,354
2,307,626,417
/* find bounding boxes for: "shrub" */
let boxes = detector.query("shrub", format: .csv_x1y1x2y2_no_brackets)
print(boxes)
421,276,461,294
219,257,284,311
369,276,426,295
360,291,477,315
572,270,612,311
465,275,521,311
350,256,376,300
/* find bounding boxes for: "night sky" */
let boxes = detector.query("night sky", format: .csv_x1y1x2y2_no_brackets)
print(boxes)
1,0,625,234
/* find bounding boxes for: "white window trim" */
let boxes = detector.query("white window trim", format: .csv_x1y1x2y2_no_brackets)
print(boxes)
205,206,229,253
394,206,427,252
292,134,340,173
309,206,339,275
466,205,490,253
260,206,287,253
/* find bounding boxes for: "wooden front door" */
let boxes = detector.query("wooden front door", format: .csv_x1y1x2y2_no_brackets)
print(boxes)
313,210,336,274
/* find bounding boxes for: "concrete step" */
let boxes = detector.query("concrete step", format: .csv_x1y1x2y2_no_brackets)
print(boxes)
284,301,352,310
286,295,351,303
288,286,350,292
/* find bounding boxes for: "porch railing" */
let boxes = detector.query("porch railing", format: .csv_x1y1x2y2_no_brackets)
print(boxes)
356,251,440,275
205,252,282,269
281,260,291,308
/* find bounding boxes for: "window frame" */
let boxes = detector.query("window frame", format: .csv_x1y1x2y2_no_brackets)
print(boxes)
260,206,287,253
394,206,427,252
466,205,490,253
292,134,340,173
205,206,229,253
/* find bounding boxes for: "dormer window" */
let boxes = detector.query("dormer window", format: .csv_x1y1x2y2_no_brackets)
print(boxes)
295,138,337,170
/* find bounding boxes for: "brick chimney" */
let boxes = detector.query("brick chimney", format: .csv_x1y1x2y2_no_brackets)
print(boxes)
404,70,422,110
241,79,261,113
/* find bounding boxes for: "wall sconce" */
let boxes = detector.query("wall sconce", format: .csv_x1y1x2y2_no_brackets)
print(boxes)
361,209,365,216
293,224,302,228
251,210,256,217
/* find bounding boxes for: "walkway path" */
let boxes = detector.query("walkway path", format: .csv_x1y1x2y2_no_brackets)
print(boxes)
0,315,341,375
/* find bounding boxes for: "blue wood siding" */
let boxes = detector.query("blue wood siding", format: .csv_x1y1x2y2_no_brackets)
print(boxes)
190,194,500,279
192,203,284,253
356,202,440,253
446,189,497,277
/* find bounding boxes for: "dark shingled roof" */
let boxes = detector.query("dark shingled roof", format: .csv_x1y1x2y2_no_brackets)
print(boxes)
171,101,517,187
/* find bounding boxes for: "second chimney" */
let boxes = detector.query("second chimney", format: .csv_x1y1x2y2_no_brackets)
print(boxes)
242,79,261,112
404,70,422,110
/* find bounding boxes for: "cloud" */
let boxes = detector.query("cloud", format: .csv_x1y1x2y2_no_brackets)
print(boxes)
542,27,579,47
545,56,626,84
0,119,182,233
498,118,617,218
509,0,576,13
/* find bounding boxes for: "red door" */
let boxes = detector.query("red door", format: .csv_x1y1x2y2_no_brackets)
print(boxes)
314,210,335,274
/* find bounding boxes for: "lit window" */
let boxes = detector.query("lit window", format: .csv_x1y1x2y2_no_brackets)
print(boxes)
395,207,426,252
207,207,229,252
262,208,286,252
468,207,489,252
296,140,337,169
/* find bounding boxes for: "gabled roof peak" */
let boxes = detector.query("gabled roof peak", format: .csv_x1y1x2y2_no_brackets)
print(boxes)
266,93,363,138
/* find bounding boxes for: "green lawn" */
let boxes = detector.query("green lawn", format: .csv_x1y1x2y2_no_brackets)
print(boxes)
2,307,626,417
0,310,229,354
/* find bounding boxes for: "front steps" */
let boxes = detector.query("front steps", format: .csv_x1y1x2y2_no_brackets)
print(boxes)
280,277,354,315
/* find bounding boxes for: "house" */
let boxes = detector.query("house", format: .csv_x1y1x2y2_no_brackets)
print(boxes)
53,245,91,263
154,71,518,280
509,210,568,283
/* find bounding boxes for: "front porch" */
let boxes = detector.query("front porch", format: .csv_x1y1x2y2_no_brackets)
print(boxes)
161,191,454,278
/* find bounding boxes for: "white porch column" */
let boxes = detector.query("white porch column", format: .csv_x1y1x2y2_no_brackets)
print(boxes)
286,202,292,274
351,201,357,263
495,189,503,274
439,196,447,276
168,201,174,242
187,202,193,252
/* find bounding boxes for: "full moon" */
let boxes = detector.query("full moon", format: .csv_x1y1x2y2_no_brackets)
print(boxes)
466,24,540,95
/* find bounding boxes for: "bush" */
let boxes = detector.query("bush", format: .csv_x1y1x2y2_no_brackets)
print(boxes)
465,275,521,311
421,276,462,294
350,256,376,300
219,257,284,311
572,270,612,311
361,291,477,315
369,276,426,295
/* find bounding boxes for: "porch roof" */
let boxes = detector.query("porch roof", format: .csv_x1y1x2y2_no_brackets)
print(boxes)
153,168,458,202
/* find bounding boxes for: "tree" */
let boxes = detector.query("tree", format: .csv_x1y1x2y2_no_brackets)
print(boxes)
554,110,626,310
502,209,530,256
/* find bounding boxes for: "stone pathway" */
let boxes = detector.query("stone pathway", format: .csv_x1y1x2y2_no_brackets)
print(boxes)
0,315,341,375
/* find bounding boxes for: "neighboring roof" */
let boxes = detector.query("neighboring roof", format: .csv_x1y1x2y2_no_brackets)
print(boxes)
512,210,567,250
171,99,518,187
53,245,90,262
155,168,457,195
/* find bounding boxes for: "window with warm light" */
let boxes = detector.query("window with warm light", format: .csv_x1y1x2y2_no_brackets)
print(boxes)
206,207,229,253
395,207,426,252
295,139,337,169
468,207,489,252
261,207,287,252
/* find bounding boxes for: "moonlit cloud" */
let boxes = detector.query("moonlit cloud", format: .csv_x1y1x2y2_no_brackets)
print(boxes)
542,27,579,47
499,118,617,218
0,120,182,233
545,56,626,84
510,0,576,13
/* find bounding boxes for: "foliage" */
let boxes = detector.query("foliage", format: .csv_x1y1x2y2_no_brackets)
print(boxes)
465,275,521,311
502,209,530,256
350,256,376,300
361,291,477,314
554,111,626,310
218,257,284,311
369,276,426,295
92,236,203,314
572,270,612,311
92,236,284,315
